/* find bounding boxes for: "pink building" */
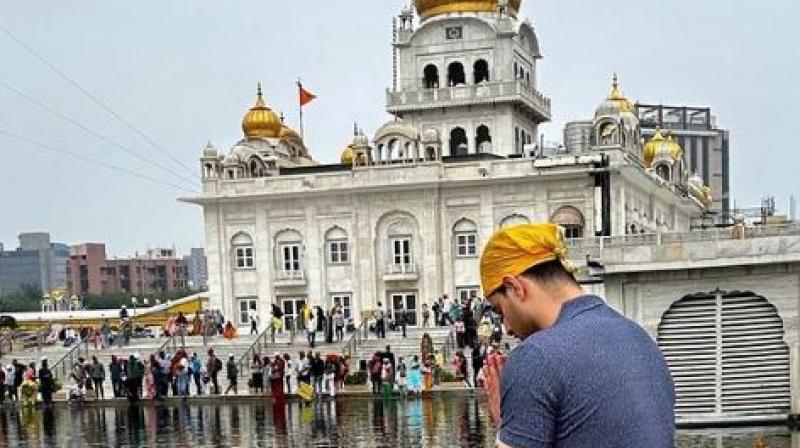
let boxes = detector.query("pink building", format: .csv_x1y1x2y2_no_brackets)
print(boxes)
67,244,187,296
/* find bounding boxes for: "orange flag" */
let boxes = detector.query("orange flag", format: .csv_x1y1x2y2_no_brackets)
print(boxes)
299,83,316,107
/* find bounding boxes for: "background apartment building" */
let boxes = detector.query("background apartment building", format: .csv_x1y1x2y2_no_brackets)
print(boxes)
67,244,188,296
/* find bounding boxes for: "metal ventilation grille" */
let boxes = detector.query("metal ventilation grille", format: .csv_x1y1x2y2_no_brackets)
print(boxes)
657,292,789,418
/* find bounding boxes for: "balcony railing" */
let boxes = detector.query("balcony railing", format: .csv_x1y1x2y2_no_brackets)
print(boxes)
386,80,551,120
384,263,419,281
274,270,306,286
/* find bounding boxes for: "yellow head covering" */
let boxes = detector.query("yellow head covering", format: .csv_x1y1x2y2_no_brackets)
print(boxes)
479,223,573,297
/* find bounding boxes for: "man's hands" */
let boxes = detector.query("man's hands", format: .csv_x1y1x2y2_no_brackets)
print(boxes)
484,352,505,428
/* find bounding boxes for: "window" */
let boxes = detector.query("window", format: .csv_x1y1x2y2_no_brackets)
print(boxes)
449,127,468,156
331,294,352,320
447,61,466,86
235,247,254,269
453,219,478,257
237,297,258,326
390,236,412,266
280,244,301,272
326,227,349,265
232,232,255,269
423,64,439,89
473,59,490,84
456,287,480,303
456,233,477,257
329,241,349,264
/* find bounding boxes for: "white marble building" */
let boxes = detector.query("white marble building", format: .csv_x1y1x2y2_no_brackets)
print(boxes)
183,0,711,330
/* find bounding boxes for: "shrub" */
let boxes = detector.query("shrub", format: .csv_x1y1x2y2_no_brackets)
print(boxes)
344,371,367,385
440,370,462,383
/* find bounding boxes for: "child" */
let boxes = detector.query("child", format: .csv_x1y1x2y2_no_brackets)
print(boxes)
396,357,408,396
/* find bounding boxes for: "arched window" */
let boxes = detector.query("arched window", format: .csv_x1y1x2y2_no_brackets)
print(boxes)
424,64,439,89
475,125,492,153
449,127,468,156
551,206,585,239
500,214,530,228
426,147,437,160
655,164,671,181
448,62,466,86
473,59,490,84
231,232,254,269
453,219,478,257
513,62,518,78
325,227,349,265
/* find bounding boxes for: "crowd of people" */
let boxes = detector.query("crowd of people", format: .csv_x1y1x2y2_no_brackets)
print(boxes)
268,303,352,347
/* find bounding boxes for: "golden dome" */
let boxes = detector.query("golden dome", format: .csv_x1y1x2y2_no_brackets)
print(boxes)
242,84,282,139
279,124,302,142
665,134,684,161
414,0,521,19
607,73,634,113
341,145,355,166
642,130,664,167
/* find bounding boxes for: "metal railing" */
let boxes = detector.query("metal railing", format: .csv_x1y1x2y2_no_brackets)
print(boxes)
155,330,186,357
236,326,275,379
51,339,89,380
341,321,367,364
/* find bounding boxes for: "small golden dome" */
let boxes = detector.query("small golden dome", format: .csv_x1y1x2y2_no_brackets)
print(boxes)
608,73,634,113
642,130,664,167
242,84,282,139
341,145,355,166
665,134,684,161
414,0,521,20
279,124,302,142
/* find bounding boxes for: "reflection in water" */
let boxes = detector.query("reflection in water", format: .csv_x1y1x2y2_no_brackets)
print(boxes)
0,395,794,447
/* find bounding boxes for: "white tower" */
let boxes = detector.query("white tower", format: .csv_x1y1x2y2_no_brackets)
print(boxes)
376,0,550,159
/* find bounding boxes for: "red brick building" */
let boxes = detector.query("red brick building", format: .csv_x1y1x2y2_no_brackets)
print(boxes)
67,244,188,296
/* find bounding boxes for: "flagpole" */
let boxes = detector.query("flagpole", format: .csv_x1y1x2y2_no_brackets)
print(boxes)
297,77,305,141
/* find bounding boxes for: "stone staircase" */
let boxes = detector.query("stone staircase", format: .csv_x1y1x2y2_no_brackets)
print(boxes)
352,327,452,367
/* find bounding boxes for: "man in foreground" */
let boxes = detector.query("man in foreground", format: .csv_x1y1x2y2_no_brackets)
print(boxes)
480,223,675,447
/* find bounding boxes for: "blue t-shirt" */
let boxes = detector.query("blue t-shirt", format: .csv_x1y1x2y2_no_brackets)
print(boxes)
499,295,675,448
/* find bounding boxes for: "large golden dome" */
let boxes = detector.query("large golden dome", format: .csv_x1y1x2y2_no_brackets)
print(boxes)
242,84,282,139
414,0,521,19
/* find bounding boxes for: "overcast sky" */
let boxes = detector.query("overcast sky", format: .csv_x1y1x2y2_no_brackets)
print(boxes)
1,0,798,256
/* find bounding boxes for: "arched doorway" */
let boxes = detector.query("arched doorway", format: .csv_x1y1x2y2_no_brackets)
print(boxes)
424,64,439,89
657,291,790,417
448,62,466,86
473,59,490,84
475,125,492,153
449,127,468,156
